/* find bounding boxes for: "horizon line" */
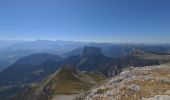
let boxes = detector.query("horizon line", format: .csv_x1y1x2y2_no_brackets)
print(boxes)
0,39,170,45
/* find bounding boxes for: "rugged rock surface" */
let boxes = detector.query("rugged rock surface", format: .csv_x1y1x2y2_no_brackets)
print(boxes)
75,63,170,100
142,95,170,100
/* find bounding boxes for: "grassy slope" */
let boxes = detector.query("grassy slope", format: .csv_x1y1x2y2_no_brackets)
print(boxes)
52,67,93,95
15,65,106,100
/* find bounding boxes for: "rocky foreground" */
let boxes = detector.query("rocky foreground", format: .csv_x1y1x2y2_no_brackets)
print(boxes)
75,63,170,100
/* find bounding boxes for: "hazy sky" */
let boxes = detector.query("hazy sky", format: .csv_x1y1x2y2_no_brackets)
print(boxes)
0,0,170,43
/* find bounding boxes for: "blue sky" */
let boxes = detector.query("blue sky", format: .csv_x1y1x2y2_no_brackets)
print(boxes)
0,0,170,43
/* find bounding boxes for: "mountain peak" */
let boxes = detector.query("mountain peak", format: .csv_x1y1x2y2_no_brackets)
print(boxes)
82,46,103,56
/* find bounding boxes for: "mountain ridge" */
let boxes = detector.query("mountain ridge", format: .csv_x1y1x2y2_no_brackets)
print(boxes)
14,64,106,100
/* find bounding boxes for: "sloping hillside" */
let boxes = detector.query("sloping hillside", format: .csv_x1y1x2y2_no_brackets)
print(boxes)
0,53,62,85
132,50,170,62
0,53,62,99
76,63,170,100
15,65,106,100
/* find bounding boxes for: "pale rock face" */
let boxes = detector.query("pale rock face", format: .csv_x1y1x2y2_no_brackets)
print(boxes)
165,90,170,94
75,64,170,100
128,84,141,91
119,70,130,76
142,95,170,100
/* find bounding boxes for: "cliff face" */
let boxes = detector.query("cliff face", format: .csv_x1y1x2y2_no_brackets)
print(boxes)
76,63,170,100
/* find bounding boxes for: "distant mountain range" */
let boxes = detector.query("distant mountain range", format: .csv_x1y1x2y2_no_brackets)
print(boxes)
1,40,170,71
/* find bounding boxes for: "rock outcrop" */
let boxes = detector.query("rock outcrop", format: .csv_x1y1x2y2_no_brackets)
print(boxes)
75,63,170,100
142,95,170,100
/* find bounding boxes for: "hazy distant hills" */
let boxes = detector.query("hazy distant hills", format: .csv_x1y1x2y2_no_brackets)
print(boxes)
0,40,170,71
0,40,25,48
0,53,62,84
64,44,170,58
64,44,133,58
0,40,87,71
14,53,62,66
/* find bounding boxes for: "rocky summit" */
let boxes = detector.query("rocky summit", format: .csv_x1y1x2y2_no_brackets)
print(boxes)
75,63,170,100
